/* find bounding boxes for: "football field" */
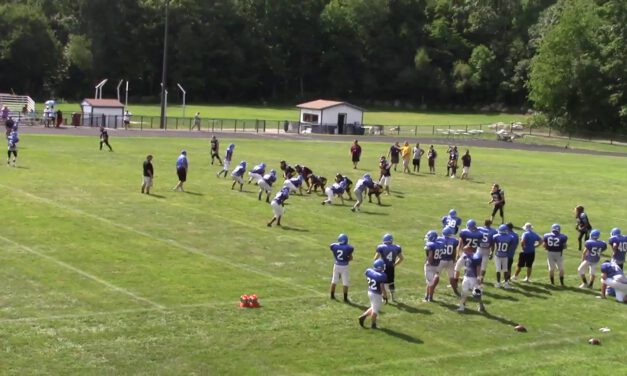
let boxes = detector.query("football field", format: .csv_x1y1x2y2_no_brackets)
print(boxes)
1,132,626,375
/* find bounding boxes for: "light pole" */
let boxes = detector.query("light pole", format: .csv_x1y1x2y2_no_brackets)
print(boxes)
159,0,170,129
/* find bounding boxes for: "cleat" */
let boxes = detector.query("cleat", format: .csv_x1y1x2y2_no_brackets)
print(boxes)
523,277,529,282
371,323,378,329
494,282,502,288
503,282,511,290
358,316,366,328
478,305,486,312
579,283,587,289
457,305,465,312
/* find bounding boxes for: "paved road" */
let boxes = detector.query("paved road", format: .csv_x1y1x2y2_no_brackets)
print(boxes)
20,125,627,158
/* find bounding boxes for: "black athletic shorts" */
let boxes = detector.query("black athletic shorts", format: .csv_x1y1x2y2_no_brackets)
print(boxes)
385,265,395,285
413,159,420,166
517,252,535,268
177,167,187,182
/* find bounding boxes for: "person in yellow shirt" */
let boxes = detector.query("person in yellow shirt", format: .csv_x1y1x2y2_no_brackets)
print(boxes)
400,141,412,174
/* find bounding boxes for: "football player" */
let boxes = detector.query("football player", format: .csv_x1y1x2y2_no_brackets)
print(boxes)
329,233,354,302
378,156,392,195
478,219,497,284
279,160,296,179
424,230,444,302
358,259,388,329
599,261,627,303
440,226,460,296
247,162,266,184
459,219,483,254
506,223,520,278
338,174,353,200
282,175,304,195
492,224,514,289
441,209,462,234
267,187,289,227
543,224,568,286
488,183,506,224
367,183,384,205
294,164,314,191
231,161,247,191
455,246,485,312
578,229,607,288
307,174,327,194
514,223,543,282
574,205,592,252
322,177,346,205
216,143,235,178
608,228,626,270
257,169,277,202
351,174,375,212
374,233,404,302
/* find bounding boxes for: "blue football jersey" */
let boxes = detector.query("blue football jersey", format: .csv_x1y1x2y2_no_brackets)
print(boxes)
459,228,483,251
330,182,345,194
507,231,519,258
460,252,482,278
376,243,402,269
543,233,568,252
290,176,303,187
438,236,459,261
365,268,387,294
441,215,462,232
521,231,542,253
493,233,514,258
330,243,354,266
272,190,288,205
584,239,607,263
424,240,444,266
231,165,246,177
262,173,276,185
478,226,497,249
601,261,624,278
251,164,265,174
608,235,627,263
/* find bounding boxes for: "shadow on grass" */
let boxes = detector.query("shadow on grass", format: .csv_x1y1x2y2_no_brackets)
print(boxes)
14,166,29,169
361,211,389,216
534,282,599,296
344,300,369,311
184,191,203,196
482,291,519,302
147,194,166,199
437,300,519,326
393,301,433,315
514,282,552,295
279,225,309,232
379,327,423,344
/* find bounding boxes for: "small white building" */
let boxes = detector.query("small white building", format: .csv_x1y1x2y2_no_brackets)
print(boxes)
80,98,124,128
296,99,365,134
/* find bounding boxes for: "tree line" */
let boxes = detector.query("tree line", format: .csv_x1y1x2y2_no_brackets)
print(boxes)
0,0,625,133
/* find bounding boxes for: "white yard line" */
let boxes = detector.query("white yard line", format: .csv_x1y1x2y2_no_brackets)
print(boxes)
0,234,165,310
0,184,325,297
0,294,322,324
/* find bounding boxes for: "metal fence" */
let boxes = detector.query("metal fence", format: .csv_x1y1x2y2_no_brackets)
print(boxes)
7,111,627,146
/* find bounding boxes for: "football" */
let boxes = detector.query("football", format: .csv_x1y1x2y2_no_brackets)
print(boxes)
514,325,527,332
588,338,601,345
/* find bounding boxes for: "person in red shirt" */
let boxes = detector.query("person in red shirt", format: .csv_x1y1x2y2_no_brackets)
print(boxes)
350,140,362,169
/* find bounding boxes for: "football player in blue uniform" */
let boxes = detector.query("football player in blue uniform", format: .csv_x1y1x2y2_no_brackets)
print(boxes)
247,162,266,184
458,219,483,254
338,174,353,200
577,229,607,289
322,176,347,205
258,169,277,202
267,187,289,227
283,175,304,195
374,233,404,302
514,223,543,282
439,226,460,296
478,219,497,284
506,222,519,278
217,143,235,178
359,259,388,329
329,233,355,302
424,230,444,302
351,174,375,212
600,261,627,302
608,228,626,270
231,161,247,191
441,209,462,234
7,129,19,166
492,224,514,289
454,246,485,312
543,224,568,286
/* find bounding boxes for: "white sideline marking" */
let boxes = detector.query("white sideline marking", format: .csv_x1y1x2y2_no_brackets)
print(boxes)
0,294,321,324
0,234,165,310
0,184,325,296
340,335,583,372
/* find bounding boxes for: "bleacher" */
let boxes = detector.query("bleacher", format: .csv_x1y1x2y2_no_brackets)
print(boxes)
0,93,36,117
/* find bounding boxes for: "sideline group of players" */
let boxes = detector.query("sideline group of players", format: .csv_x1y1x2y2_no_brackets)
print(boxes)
176,135,626,330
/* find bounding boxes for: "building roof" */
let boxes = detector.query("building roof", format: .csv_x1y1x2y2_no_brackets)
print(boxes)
296,99,366,112
81,98,124,108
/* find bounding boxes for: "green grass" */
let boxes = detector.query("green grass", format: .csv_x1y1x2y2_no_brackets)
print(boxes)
54,102,528,126
1,134,626,375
